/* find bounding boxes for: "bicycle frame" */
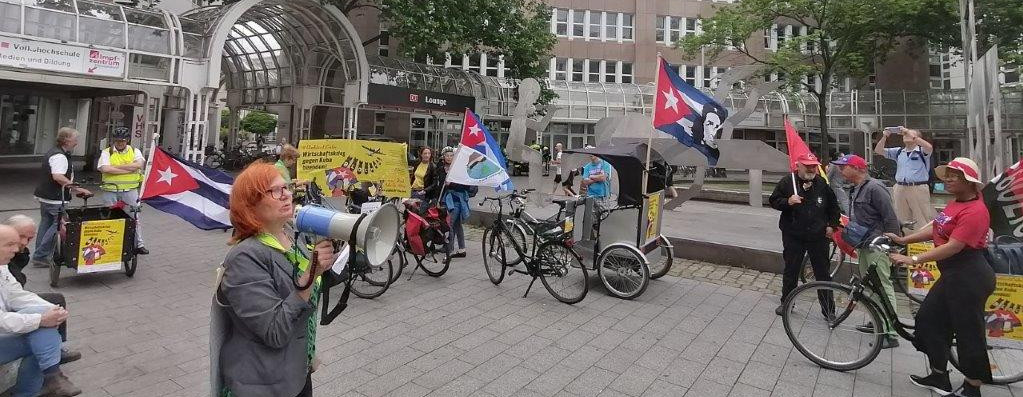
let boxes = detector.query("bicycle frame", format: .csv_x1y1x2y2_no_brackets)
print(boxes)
834,241,917,342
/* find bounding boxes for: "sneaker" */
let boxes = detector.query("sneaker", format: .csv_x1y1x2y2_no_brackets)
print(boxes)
135,246,150,255
856,323,875,334
909,373,953,395
451,252,466,258
881,335,900,349
775,305,784,316
953,381,982,397
59,348,82,365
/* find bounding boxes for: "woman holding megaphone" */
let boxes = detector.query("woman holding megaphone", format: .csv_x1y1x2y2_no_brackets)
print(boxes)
213,163,339,397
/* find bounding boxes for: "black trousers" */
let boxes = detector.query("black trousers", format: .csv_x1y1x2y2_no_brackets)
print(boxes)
295,373,312,397
913,249,996,382
781,233,834,313
37,292,67,342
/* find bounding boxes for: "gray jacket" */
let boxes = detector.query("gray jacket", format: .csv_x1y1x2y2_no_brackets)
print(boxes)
849,178,901,241
216,237,313,397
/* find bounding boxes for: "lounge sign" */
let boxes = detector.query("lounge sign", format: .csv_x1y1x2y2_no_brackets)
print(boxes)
369,83,475,113
0,35,125,78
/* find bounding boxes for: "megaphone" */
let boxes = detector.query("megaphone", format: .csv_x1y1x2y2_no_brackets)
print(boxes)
294,203,400,268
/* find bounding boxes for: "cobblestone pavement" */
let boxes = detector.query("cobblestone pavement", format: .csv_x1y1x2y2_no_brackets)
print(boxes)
5,211,1021,397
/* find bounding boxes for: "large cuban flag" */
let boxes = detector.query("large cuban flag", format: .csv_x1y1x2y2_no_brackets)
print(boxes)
652,56,729,166
141,147,233,230
446,109,513,190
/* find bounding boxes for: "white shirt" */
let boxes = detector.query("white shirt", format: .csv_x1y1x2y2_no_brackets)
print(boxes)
97,146,144,169
0,266,55,334
555,151,563,175
35,152,72,205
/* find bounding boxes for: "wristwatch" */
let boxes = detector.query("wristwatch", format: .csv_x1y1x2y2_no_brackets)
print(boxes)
911,255,920,264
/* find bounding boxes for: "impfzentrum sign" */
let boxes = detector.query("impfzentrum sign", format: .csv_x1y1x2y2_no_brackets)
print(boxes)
0,35,125,78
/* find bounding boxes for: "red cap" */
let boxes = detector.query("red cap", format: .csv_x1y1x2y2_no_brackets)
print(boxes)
830,154,868,169
794,153,820,166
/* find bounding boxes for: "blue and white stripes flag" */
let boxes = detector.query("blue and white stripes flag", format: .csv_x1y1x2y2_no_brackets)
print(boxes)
141,147,233,230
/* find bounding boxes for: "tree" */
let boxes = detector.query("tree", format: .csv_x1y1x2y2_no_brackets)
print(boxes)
679,0,951,156
923,0,1023,69
379,0,557,106
240,111,278,138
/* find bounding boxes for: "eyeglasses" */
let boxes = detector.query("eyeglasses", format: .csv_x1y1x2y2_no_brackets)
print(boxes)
264,185,292,200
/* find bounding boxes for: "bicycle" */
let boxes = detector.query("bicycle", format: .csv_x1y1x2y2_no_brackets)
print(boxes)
782,236,1023,384
480,192,588,304
51,182,140,287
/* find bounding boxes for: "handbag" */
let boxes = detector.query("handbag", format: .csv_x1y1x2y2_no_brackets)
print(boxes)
985,235,1023,275
841,221,872,249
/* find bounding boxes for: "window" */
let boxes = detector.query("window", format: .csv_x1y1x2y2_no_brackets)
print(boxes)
605,12,619,40
668,17,682,44
554,8,568,36
622,13,634,40
684,18,698,37
620,62,633,83
571,59,584,82
605,61,618,83
378,26,389,57
656,16,665,42
449,53,463,68
680,65,697,86
466,53,481,74
588,59,602,82
588,11,601,39
552,57,568,80
572,10,585,38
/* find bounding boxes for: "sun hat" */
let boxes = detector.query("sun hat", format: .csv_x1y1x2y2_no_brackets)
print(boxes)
935,157,982,184
830,154,868,169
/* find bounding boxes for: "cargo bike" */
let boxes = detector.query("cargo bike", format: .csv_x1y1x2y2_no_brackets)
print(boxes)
51,183,140,287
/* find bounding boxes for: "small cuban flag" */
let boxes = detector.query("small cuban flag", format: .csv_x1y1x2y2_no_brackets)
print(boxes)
141,147,233,230
652,56,729,166
446,109,513,190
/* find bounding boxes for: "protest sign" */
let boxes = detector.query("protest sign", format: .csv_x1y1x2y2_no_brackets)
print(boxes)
297,139,411,198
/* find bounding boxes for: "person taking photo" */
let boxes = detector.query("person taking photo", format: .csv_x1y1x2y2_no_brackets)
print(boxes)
875,126,934,231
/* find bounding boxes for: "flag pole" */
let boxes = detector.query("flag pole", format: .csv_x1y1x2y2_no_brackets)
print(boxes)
137,132,160,202
785,115,798,194
644,54,663,198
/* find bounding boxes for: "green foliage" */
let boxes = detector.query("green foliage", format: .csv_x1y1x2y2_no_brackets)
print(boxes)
923,0,1023,67
240,111,278,137
380,0,558,105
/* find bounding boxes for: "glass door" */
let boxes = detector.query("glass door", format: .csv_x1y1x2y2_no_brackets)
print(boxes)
0,94,39,155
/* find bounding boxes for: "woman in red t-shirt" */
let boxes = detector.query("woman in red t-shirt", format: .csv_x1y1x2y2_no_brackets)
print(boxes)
886,157,996,397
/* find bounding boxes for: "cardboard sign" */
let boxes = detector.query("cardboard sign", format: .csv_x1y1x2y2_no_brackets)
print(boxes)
77,219,125,273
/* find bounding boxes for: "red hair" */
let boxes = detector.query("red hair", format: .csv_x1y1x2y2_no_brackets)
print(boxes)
229,162,279,244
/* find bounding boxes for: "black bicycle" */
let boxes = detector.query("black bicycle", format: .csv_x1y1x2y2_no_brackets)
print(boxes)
481,192,588,304
782,236,1023,384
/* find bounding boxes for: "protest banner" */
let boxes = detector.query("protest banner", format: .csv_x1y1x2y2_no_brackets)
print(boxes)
77,219,125,273
986,275,1023,342
906,242,941,296
297,139,411,198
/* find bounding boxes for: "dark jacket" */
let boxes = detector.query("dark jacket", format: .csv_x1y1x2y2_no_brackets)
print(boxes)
849,177,901,240
770,174,842,239
34,147,72,201
217,237,314,397
9,248,29,286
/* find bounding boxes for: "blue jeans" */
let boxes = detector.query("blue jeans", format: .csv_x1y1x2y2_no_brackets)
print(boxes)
31,202,62,263
0,307,62,397
446,218,465,252
102,189,144,246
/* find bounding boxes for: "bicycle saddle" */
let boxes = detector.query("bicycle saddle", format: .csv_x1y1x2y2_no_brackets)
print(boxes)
76,192,94,200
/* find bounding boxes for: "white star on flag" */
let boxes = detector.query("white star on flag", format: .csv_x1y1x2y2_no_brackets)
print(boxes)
156,167,177,185
468,124,481,137
662,88,680,113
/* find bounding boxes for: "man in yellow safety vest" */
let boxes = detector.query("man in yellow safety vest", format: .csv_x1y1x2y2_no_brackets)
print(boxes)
97,128,148,255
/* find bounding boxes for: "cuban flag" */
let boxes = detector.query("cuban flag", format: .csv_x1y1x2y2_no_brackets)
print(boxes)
141,147,233,230
446,109,513,190
652,57,729,166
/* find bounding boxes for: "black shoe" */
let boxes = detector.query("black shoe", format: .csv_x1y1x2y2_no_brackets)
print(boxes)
881,335,899,349
910,373,953,395
775,305,784,316
59,348,82,365
856,323,875,334
954,381,982,397
135,247,149,255
451,251,466,258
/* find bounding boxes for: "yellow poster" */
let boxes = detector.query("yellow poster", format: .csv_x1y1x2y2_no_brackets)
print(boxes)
297,139,411,198
986,275,1023,342
645,191,661,243
906,242,941,296
77,219,125,273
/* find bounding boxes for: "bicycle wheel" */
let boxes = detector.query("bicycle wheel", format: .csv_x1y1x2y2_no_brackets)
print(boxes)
124,253,138,278
647,235,674,279
504,220,527,266
892,265,925,304
536,241,588,304
782,281,886,371
419,237,451,277
387,244,407,285
482,227,507,285
596,244,649,300
351,257,394,299
949,334,1023,385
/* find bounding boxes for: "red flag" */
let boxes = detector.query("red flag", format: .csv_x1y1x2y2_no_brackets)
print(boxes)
785,117,813,172
141,147,200,199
